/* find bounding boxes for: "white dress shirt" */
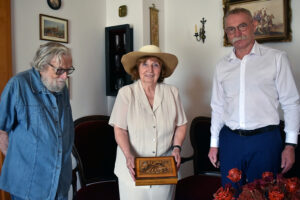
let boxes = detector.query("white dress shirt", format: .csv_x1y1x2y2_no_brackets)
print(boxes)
210,42,300,147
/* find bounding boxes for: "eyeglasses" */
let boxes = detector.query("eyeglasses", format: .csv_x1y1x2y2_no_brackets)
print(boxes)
48,63,75,75
225,23,249,35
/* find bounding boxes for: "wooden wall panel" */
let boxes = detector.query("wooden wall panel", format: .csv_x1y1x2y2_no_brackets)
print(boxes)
0,0,12,93
0,0,12,199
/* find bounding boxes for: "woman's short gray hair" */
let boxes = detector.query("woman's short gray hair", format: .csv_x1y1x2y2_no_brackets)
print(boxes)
31,42,71,71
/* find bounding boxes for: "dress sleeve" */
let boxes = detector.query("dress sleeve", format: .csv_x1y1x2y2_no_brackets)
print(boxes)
108,87,130,130
0,78,18,133
173,87,187,126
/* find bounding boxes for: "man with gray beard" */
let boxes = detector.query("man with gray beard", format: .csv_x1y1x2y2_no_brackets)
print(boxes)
208,7,299,194
0,42,75,200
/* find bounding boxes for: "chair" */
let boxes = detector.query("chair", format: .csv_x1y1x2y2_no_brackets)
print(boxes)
72,115,119,200
175,116,221,200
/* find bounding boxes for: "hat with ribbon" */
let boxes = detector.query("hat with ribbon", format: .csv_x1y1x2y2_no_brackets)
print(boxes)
121,45,178,78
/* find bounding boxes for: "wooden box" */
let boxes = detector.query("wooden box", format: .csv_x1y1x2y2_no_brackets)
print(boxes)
135,156,178,186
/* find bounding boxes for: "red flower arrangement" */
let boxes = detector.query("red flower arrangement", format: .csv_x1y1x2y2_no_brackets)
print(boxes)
213,168,300,200
227,168,242,183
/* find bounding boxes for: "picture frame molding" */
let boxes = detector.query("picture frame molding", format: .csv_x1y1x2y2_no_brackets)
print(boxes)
39,14,68,43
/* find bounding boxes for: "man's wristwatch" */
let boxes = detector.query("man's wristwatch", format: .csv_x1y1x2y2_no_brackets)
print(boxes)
285,143,297,148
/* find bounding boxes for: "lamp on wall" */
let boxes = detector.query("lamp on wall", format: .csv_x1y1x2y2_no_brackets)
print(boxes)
194,17,207,43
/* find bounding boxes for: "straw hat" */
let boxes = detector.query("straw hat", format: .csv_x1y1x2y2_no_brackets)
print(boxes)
121,45,178,78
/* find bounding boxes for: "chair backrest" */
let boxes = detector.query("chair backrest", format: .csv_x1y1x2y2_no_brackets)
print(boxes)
73,115,118,187
189,116,220,175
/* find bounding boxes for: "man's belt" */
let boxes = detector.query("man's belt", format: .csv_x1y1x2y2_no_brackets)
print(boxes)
225,125,279,136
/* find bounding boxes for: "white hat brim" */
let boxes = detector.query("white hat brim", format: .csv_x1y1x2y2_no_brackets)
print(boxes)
121,51,178,78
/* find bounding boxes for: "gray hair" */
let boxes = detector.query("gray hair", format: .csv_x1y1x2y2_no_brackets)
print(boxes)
31,42,71,71
224,7,253,24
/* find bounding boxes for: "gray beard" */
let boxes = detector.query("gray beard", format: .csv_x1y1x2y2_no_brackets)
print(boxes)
41,75,66,93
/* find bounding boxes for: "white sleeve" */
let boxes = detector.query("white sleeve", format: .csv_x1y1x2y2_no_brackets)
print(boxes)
210,64,225,147
109,87,130,130
276,52,300,144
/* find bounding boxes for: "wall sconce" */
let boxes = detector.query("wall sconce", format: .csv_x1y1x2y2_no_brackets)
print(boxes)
194,17,207,43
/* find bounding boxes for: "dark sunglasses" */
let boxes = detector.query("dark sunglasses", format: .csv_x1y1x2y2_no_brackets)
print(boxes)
48,63,75,75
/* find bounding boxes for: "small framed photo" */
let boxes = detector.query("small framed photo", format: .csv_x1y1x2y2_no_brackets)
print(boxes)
223,0,291,46
47,0,61,10
40,14,68,43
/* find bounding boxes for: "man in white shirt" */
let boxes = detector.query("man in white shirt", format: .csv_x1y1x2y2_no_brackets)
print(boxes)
208,7,299,191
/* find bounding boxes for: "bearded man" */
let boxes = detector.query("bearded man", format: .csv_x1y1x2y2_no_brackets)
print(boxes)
0,42,75,200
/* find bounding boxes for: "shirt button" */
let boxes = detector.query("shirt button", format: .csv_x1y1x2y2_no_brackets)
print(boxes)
153,126,156,128
153,138,156,142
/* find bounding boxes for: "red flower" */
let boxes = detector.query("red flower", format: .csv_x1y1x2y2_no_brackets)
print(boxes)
269,186,284,200
262,172,274,183
213,185,235,200
286,177,300,193
227,168,242,183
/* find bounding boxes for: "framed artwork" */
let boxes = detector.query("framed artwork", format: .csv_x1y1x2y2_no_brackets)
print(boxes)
47,0,61,10
40,14,68,43
223,0,291,46
150,4,159,47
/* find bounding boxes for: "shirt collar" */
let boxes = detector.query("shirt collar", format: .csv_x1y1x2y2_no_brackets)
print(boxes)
228,41,261,61
137,80,163,112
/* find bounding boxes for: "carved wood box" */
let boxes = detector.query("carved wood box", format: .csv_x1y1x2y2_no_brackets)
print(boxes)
135,156,178,186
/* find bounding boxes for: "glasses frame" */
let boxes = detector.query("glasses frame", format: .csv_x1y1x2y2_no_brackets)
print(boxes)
225,22,249,35
48,63,75,76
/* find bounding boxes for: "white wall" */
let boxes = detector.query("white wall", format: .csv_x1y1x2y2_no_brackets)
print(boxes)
11,0,107,120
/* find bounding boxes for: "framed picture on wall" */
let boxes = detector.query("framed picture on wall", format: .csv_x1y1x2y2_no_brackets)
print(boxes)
150,4,159,47
40,14,68,43
223,0,291,46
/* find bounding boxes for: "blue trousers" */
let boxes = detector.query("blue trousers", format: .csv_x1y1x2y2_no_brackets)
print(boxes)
219,125,283,192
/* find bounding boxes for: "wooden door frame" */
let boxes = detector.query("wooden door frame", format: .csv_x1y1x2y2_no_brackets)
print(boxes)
0,0,12,199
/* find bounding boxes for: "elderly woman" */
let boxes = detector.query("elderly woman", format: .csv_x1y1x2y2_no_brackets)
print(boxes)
109,45,187,200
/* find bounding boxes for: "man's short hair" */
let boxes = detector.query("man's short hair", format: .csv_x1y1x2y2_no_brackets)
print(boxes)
31,42,71,71
224,7,253,23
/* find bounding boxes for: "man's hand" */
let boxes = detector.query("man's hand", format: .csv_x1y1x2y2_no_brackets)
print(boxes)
0,130,8,156
281,145,295,174
208,147,220,168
